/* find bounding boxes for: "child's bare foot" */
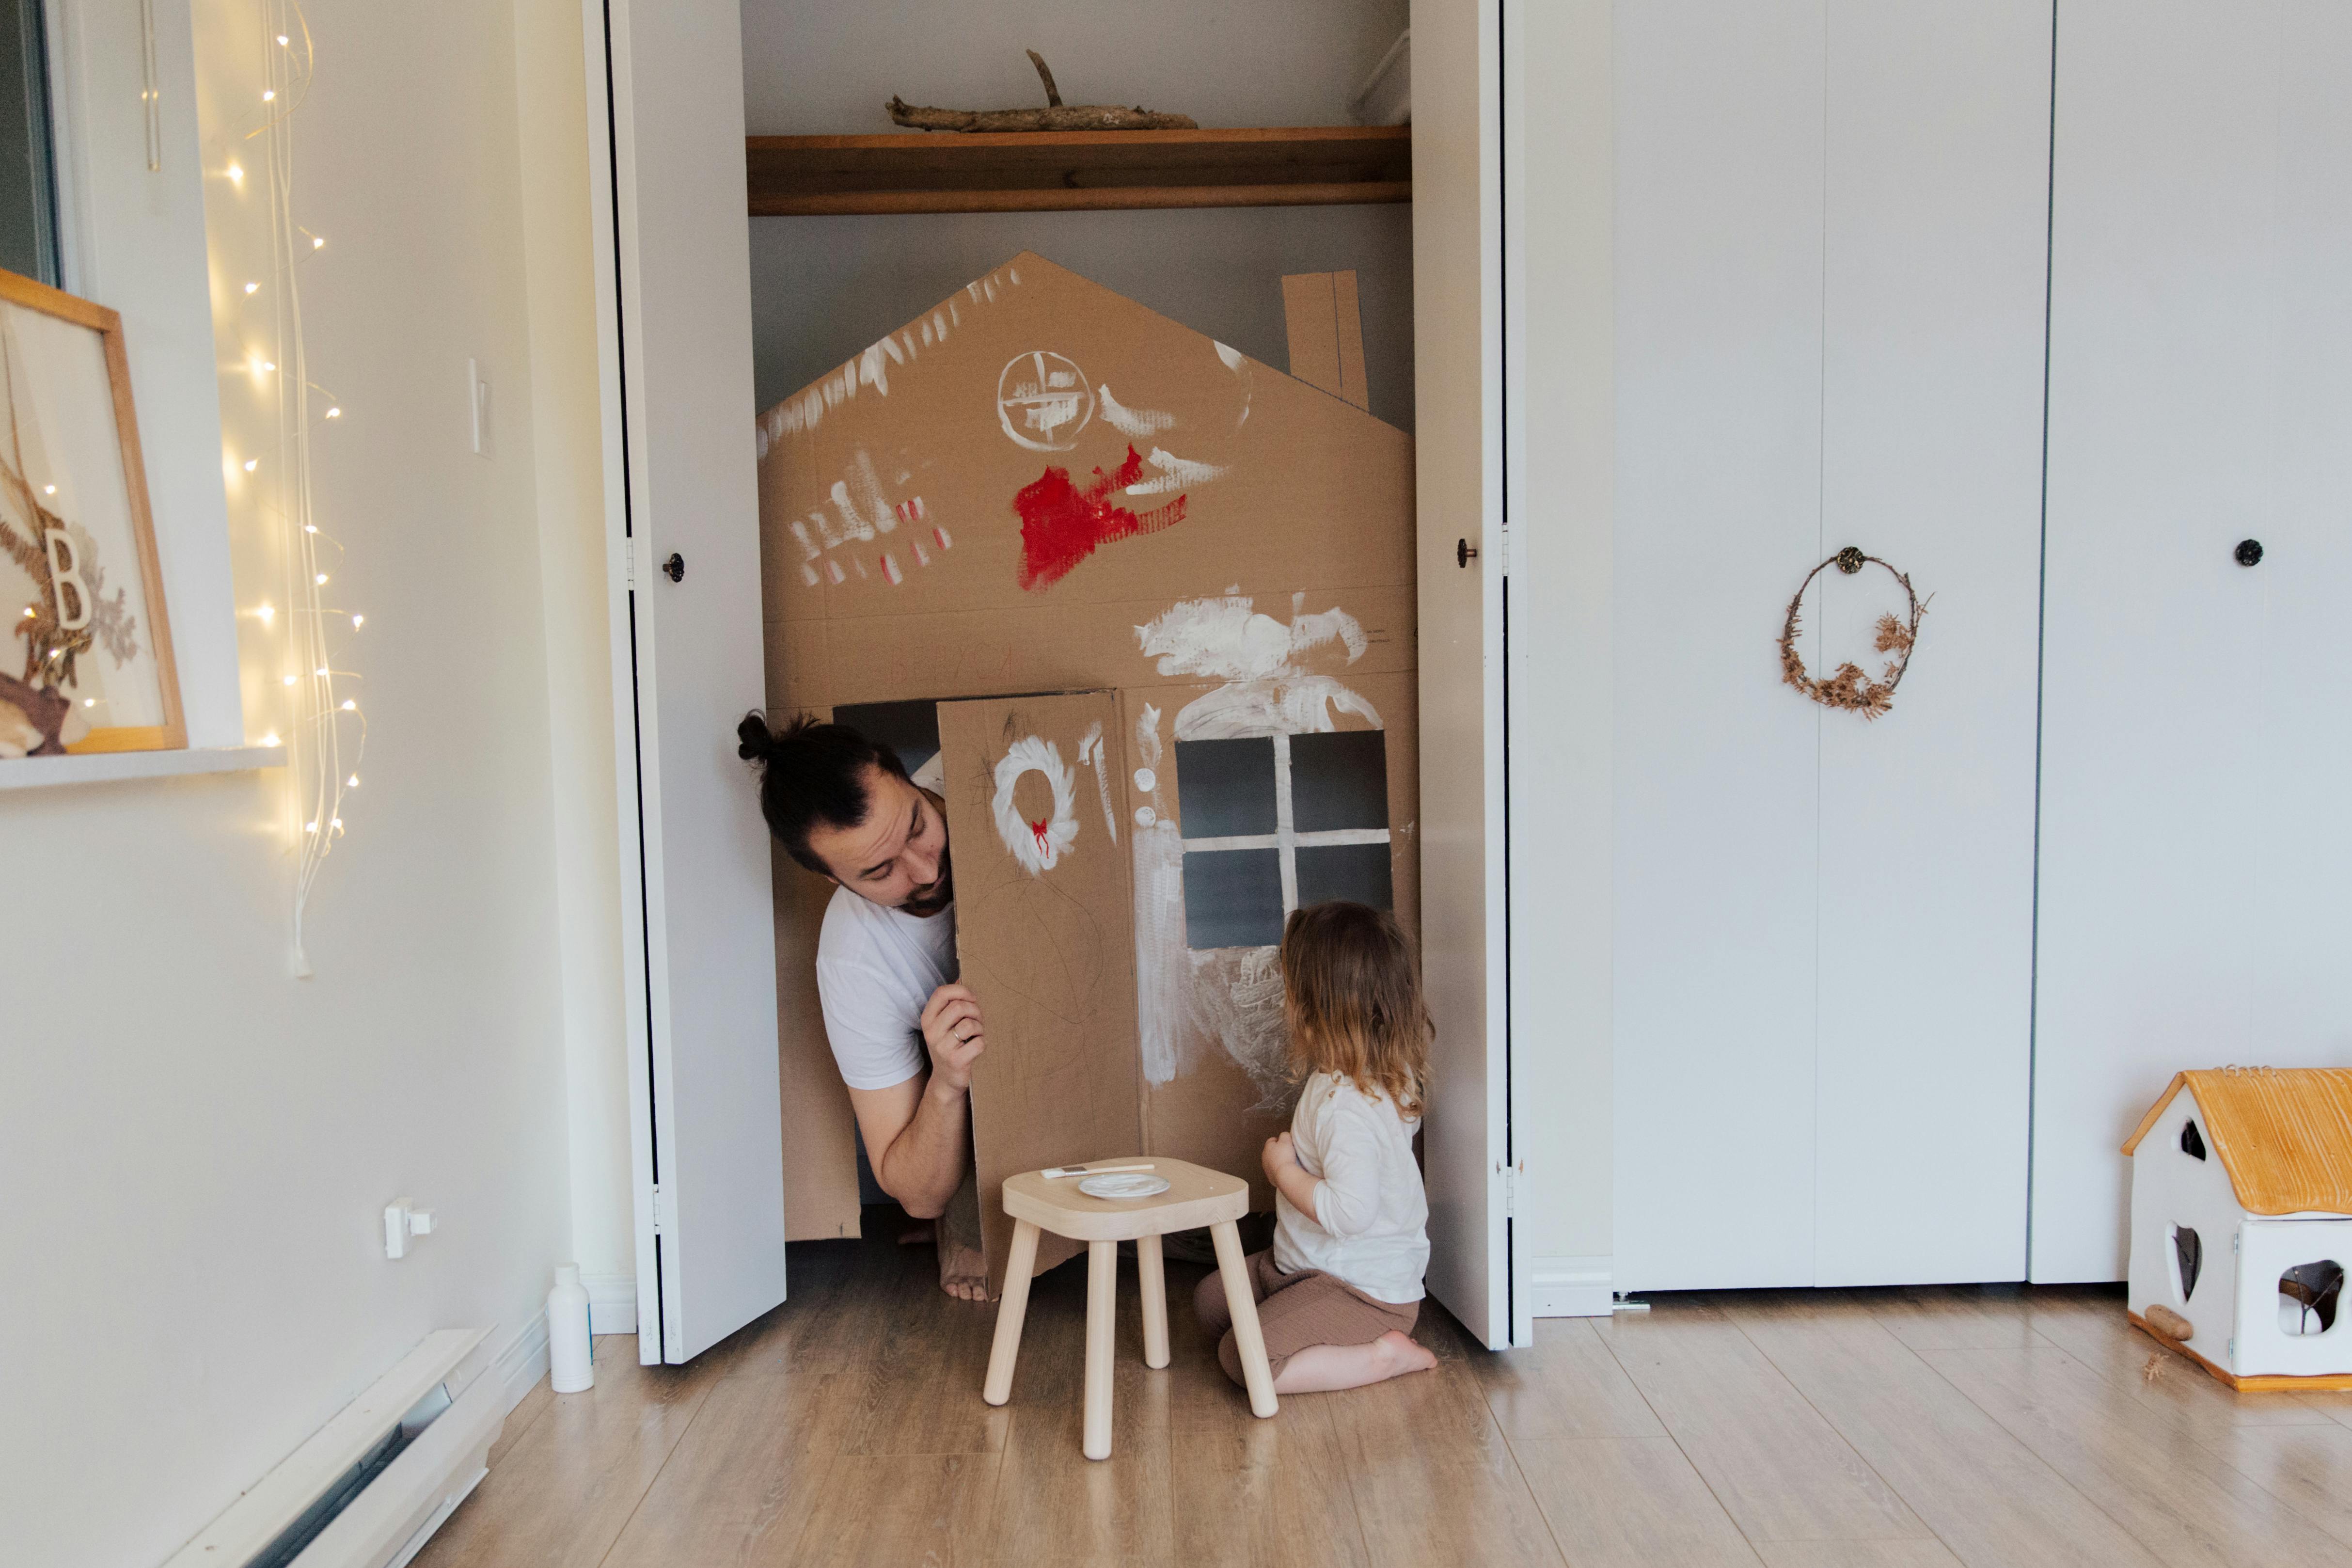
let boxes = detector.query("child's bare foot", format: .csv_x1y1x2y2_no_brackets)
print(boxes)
938,1235,992,1301
1270,1329,1438,1394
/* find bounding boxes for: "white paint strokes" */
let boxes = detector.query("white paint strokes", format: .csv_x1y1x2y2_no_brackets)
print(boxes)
1098,384,1175,439
1214,341,1246,372
1131,702,1188,1085
1134,591,1382,740
992,735,1079,875
881,553,903,586
1189,947,1293,1109
787,520,820,560
758,265,1022,444
850,450,896,533
1124,447,1229,496
1076,720,1119,844
828,481,877,541
997,351,1093,451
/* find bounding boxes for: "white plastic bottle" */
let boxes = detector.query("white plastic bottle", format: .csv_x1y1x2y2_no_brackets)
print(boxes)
547,1264,594,1393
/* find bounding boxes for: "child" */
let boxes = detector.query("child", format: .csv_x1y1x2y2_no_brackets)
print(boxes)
1195,900,1439,1393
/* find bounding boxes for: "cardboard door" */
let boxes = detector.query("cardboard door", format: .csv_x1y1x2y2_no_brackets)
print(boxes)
591,0,787,1362
936,693,1145,1294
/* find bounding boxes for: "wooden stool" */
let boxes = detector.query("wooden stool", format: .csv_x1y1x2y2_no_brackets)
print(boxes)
982,1156,1277,1459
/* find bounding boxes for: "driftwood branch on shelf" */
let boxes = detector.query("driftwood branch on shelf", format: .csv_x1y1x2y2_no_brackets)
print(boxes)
886,49,1197,134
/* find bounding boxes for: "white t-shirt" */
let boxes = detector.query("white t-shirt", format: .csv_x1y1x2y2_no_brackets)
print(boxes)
1271,1070,1430,1304
814,886,958,1092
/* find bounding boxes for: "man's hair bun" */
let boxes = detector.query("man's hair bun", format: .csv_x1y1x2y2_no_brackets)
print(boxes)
736,712,775,762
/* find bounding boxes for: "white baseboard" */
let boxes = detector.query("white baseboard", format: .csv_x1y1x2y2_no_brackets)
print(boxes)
489,1311,552,1411
1527,1255,1613,1318
584,1273,637,1335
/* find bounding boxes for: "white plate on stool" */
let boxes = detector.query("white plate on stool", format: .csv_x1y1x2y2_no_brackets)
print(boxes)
1079,1172,1170,1200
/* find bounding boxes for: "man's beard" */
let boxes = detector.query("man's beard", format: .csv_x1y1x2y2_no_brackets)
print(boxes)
898,841,953,917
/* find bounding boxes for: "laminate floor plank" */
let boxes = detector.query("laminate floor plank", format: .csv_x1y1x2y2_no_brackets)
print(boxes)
1917,1344,2352,1568
1752,1541,1967,1568
595,1367,871,1568
1596,1305,1928,1545
1328,1359,1564,1567
789,1452,1003,1568
2022,1292,2340,1431
410,1352,725,1568
1168,1398,1374,1568
1510,1436,1763,1568
2188,1422,2352,1548
1863,1285,2067,1352
1730,1299,2169,1568
1477,1315,1667,1440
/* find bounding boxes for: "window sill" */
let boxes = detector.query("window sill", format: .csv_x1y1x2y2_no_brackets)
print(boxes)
0,744,285,792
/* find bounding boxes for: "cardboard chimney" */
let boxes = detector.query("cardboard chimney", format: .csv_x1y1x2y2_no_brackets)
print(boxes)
756,253,1417,1291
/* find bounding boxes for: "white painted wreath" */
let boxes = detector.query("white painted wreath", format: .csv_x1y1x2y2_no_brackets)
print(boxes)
992,735,1080,875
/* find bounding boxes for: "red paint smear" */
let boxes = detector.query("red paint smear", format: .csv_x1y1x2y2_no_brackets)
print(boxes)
1013,444,1187,591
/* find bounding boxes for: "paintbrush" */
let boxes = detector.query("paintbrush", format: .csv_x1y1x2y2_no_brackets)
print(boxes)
1041,1162,1156,1179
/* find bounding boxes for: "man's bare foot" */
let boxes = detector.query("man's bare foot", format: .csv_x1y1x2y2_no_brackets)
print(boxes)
938,1235,992,1301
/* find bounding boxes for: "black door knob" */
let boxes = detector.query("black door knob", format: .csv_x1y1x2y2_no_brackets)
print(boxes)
2234,539,2263,567
1457,537,1479,569
663,552,685,582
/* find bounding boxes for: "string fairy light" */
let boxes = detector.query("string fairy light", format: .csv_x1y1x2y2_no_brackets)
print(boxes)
224,0,361,971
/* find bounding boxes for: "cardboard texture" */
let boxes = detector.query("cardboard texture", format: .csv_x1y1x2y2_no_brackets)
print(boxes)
936,693,1145,1293
756,252,1417,1283
1280,270,1369,410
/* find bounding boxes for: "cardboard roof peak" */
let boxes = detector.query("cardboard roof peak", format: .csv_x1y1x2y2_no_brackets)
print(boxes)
753,250,1417,714
2122,1067,2352,1216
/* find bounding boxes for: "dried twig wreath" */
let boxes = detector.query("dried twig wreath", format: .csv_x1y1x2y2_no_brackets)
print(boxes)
1779,546,1929,720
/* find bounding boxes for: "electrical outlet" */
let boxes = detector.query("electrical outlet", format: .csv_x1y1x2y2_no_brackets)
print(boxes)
468,358,491,458
383,1198,437,1259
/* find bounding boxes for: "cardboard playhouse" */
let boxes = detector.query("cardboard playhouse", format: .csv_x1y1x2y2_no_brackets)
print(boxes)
2124,1067,2352,1389
755,253,1417,1291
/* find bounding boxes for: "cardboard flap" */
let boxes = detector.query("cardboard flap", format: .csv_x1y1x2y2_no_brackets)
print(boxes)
937,691,1145,1291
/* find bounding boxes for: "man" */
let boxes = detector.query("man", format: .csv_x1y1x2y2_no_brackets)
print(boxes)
736,713,991,1299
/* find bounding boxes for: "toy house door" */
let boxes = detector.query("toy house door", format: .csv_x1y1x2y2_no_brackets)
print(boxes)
589,0,788,1363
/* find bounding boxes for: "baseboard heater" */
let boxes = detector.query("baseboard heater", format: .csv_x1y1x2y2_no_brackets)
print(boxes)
164,1328,506,1568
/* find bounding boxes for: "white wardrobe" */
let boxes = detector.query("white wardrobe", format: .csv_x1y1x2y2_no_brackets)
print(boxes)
1515,0,2352,1294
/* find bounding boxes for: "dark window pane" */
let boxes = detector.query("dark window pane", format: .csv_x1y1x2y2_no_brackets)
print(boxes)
1182,848,1284,948
1175,736,1277,838
833,698,941,780
0,0,58,286
1295,843,1393,912
1290,729,1389,832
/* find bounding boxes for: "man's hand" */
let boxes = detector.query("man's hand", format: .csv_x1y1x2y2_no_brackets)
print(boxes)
920,983,986,1093
1262,1130,1299,1184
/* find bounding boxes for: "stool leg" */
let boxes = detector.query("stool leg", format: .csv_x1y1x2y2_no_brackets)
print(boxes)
1137,1233,1169,1370
981,1220,1040,1407
1083,1238,1118,1460
1211,1220,1279,1418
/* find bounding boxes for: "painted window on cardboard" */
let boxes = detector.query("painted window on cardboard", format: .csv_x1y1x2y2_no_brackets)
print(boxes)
1174,729,1391,950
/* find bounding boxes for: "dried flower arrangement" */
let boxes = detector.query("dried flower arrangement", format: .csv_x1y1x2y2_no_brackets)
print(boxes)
1779,547,1928,720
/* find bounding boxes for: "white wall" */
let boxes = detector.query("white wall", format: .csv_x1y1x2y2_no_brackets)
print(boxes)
0,1,601,1559
741,0,1417,431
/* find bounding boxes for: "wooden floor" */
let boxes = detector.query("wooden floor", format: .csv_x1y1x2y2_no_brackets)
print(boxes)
416,1223,2352,1568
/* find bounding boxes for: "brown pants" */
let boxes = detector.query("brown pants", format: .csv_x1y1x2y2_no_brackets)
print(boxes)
1194,1248,1419,1387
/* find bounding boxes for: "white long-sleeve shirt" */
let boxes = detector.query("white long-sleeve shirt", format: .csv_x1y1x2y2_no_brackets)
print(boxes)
1271,1070,1430,1304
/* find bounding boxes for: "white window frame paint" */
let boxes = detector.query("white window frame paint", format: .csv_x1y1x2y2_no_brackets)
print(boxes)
1177,729,1393,929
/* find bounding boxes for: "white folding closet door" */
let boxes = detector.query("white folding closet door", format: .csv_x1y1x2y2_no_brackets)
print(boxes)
1810,1,2048,1286
1411,0,1513,1348
1612,0,1828,1292
1613,1,2049,1291
589,0,788,1360
2032,0,2352,1282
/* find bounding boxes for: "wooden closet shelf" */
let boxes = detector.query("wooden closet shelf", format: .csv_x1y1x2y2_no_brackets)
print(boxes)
745,126,1410,216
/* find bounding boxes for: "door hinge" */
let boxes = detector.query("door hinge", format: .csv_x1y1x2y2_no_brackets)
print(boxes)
1498,1160,1523,1217
623,543,636,590
1500,520,1512,577
649,1183,665,1234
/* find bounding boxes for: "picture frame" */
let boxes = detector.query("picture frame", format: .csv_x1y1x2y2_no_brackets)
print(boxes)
0,268,184,757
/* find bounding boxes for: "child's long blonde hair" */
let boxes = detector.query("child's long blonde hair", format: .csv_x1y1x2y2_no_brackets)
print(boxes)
1280,901,1431,1117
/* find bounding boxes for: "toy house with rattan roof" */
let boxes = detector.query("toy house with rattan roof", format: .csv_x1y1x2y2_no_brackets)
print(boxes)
2124,1067,2352,1389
